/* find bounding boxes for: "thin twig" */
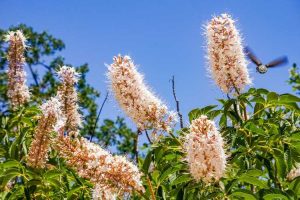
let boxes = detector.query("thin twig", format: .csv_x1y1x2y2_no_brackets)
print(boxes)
134,129,141,164
171,76,183,128
226,93,231,100
28,64,39,86
90,91,109,142
145,130,152,144
37,61,52,71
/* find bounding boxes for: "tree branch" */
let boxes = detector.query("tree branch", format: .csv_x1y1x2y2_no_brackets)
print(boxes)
37,61,52,71
145,130,152,144
28,64,39,86
171,76,183,128
90,91,109,142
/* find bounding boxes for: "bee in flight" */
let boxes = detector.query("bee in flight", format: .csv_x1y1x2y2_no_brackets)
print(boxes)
244,47,288,74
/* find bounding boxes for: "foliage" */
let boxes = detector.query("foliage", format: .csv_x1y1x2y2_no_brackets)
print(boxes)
1,24,300,200
97,117,136,155
288,64,300,94
0,106,93,199
140,88,300,199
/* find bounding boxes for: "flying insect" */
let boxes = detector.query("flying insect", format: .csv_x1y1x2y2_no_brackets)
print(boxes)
244,47,288,74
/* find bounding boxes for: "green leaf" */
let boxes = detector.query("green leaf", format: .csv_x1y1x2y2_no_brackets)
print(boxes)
152,170,160,184
230,190,257,200
1,160,20,169
188,105,218,122
47,178,62,188
27,179,42,187
67,186,83,199
277,102,299,112
267,92,279,103
21,117,32,126
159,164,184,183
244,169,264,177
219,114,227,127
244,122,265,135
142,150,152,173
263,194,289,200
239,175,269,189
257,88,269,94
171,174,192,186
251,96,266,104
278,94,300,103
44,170,62,179
273,149,287,179
165,153,178,161
253,103,264,117
0,170,20,186
188,109,201,122
289,132,300,142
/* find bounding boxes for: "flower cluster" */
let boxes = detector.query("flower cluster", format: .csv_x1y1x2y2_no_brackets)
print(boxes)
205,13,251,93
108,55,176,132
56,66,82,136
92,184,117,200
184,115,226,183
27,97,64,168
287,167,300,181
55,135,144,197
5,30,30,109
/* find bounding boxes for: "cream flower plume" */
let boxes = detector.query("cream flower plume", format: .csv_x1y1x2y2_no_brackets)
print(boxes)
205,13,251,93
55,136,144,195
184,115,226,183
5,30,30,109
56,66,82,137
27,97,64,168
108,55,176,132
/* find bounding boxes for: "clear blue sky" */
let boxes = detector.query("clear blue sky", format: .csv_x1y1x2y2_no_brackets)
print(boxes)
1,1,300,129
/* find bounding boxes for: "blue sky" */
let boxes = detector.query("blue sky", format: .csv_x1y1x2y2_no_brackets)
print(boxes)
1,0,300,129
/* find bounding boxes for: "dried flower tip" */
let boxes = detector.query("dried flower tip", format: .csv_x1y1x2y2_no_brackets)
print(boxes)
205,13,251,93
27,97,64,168
6,30,30,109
108,55,176,132
184,115,227,183
287,167,300,181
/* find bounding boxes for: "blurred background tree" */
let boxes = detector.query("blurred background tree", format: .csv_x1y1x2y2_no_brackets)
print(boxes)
0,24,135,156
288,64,300,94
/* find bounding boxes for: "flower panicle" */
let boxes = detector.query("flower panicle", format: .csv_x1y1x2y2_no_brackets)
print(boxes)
184,115,227,183
108,55,177,133
27,97,64,168
56,65,82,136
6,30,30,109
205,13,251,93
55,136,145,196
